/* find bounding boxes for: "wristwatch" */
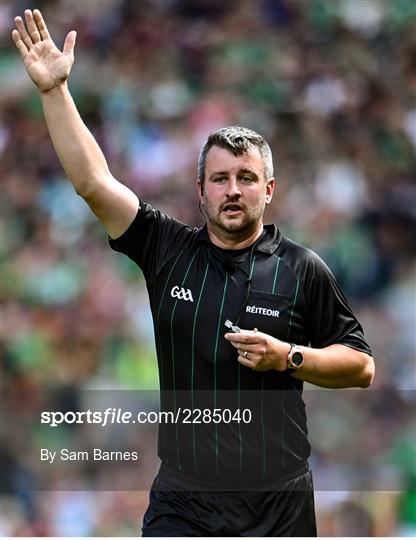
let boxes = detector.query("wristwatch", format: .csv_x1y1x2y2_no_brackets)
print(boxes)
287,344,304,370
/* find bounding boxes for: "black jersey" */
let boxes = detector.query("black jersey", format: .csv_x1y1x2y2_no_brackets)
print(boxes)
109,201,371,488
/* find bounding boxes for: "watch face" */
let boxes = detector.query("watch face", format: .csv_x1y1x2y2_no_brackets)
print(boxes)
292,351,303,367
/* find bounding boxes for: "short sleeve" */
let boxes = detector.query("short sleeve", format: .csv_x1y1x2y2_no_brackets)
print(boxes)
108,200,193,282
304,253,372,355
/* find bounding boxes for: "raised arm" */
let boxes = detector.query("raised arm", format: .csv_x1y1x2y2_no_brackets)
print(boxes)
12,9,139,239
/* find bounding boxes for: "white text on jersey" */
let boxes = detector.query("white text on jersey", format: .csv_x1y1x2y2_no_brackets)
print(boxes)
246,305,280,317
171,286,194,302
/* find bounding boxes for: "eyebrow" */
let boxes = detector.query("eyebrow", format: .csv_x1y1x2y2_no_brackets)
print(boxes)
208,169,259,180
239,169,259,178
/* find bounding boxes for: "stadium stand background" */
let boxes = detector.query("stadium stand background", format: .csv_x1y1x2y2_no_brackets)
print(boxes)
1,0,415,535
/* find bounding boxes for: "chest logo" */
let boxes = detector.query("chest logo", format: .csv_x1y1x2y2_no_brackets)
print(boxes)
171,286,194,302
246,305,280,318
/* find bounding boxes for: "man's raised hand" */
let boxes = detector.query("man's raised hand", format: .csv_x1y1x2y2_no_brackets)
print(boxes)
12,9,76,93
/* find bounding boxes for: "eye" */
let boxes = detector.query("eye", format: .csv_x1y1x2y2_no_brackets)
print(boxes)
240,175,254,183
213,176,227,183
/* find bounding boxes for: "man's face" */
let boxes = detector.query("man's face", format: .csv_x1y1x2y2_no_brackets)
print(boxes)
198,145,275,241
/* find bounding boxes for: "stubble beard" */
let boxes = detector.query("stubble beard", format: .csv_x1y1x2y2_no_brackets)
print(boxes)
206,200,266,240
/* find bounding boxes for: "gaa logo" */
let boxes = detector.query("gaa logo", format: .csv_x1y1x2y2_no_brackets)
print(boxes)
170,286,194,302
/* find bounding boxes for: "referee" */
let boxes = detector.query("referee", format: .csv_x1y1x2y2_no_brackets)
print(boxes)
13,10,375,537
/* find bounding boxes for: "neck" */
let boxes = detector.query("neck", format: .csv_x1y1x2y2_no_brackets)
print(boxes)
206,221,264,250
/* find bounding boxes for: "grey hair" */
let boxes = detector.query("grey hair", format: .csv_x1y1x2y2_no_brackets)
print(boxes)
198,126,274,184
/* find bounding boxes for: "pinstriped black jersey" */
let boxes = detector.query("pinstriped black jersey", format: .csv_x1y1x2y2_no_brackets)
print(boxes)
109,200,371,487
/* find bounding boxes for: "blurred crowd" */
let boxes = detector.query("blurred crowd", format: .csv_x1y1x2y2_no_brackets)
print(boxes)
1,0,415,536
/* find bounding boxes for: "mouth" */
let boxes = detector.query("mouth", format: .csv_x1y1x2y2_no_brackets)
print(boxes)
222,203,244,215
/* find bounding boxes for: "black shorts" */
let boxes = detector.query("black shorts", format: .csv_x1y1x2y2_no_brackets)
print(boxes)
142,467,317,537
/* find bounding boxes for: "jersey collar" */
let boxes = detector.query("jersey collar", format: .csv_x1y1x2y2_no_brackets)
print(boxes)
196,224,282,255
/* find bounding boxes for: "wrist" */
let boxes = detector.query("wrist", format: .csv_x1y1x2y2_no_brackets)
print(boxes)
40,81,68,97
287,343,305,371
272,340,292,371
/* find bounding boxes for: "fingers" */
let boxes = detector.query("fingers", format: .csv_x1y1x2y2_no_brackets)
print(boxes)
237,349,255,358
63,31,77,55
33,9,51,40
224,332,262,345
24,9,41,43
13,9,51,50
11,29,29,59
238,355,253,368
14,16,32,49
237,352,262,369
228,339,253,351
230,340,257,352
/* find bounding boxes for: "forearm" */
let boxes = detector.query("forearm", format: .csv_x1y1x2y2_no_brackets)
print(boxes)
290,344,374,389
40,82,139,238
226,330,375,389
41,82,111,197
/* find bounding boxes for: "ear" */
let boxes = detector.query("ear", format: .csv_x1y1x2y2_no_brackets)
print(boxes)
196,179,204,199
265,178,276,205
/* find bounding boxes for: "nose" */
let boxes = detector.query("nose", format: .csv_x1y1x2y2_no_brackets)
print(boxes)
226,177,242,199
